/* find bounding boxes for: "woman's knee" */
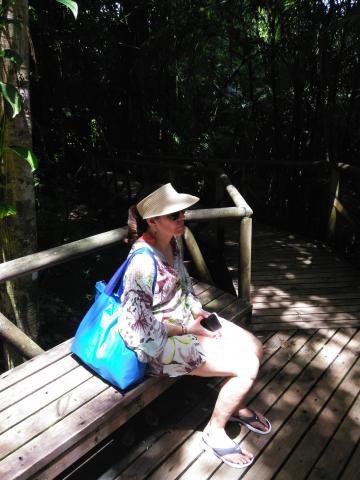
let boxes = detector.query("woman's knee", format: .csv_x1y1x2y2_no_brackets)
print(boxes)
223,323,264,360
232,352,260,380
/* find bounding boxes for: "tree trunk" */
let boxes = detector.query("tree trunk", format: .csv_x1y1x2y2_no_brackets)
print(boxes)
0,0,38,369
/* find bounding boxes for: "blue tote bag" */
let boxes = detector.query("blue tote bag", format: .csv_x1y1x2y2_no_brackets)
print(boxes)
71,246,157,390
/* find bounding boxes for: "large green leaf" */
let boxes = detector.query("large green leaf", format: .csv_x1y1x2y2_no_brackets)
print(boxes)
7,146,39,172
0,205,17,219
0,81,21,118
0,49,23,66
56,0,78,19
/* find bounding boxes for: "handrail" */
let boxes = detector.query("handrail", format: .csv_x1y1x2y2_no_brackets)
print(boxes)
0,173,253,360
0,227,128,283
0,205,250,283
220,173,253,215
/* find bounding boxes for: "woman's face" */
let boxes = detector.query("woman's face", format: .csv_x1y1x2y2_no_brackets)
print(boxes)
151,210,186,237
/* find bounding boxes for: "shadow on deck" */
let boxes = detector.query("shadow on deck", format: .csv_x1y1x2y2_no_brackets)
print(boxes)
58,222,360,480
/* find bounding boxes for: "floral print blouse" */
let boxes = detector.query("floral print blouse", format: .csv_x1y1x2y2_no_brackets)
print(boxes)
118,237,206,377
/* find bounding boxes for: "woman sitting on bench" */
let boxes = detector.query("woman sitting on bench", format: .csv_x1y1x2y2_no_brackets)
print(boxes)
121,183,271,469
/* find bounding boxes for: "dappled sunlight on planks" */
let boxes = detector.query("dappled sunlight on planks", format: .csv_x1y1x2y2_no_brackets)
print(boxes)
223,223,360,330
94,326,360,480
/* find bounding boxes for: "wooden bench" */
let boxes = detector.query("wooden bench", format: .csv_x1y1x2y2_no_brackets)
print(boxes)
0,281,251,480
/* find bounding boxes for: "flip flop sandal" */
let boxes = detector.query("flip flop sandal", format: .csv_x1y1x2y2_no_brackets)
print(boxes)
202,434,254,469
229,408,272,435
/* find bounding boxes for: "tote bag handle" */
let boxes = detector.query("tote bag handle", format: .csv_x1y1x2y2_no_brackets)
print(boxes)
104,246,157,296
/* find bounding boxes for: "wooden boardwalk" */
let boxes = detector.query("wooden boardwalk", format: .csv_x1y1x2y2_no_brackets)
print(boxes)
249,224,360,331
58,223,360,480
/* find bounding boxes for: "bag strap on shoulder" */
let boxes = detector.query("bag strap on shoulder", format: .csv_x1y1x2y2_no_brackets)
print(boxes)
105,246,157,296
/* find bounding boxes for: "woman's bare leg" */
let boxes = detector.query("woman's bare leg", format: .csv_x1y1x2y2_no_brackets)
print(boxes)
190,321,264,466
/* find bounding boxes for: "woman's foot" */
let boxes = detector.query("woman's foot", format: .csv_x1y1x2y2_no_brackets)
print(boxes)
229,407,271,434
202,424,254,468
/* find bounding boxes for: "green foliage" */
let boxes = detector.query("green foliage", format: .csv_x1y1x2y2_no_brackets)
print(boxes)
0,205,17,219
0,49,23,65
21,0,360,246
7,146,39,172
56,0,78,19
0,0,78,226
0,81,21,118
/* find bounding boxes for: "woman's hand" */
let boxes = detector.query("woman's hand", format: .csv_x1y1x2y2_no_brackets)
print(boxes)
186,315,218,337
191,308,211,321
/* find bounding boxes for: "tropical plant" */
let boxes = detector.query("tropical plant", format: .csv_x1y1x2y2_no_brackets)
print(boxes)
0,0,77,369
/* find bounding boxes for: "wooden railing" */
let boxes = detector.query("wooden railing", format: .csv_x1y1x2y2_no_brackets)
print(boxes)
327,162,360,244
0,173,252,361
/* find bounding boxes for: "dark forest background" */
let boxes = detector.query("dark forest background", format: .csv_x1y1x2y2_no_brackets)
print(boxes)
26,0,360,346
29,1,359,238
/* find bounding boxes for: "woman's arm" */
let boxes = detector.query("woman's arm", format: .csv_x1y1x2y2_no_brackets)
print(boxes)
120,253,168,359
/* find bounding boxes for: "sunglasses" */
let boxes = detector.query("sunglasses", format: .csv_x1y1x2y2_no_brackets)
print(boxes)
166,210,185,221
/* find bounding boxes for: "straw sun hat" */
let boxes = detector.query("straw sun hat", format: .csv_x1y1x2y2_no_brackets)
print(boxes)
136,183,199,219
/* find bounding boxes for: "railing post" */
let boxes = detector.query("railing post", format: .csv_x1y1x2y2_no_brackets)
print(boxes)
0,312,44,359
215,175,225,253
327,164,340,243
183,227,214,284
238,217,252,303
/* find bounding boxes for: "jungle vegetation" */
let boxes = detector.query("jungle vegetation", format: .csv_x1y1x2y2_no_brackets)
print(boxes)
1,0,359,363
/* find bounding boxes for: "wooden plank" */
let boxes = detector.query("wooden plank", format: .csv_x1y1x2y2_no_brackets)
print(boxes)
204,293,251,323
252,266,348,276
251,245,338,255
251,286,360,295
109,331,294,480
192,281,214,296
249,320,360,331
275,357,360,479
0,364,93,435
253,298,360,309
251,281,360,291
251,266,356,277
251,292,360,303
340,439,360,480
0,376,170,480
34,377,176,480
242,330,360,480
92,332,283,480
307,389,360,480
0,339,72,392
253,304,360,316
251,257,346,266
113,385,218,479
146,430,204,480
0,375,109,461
252,312,360,323
196,285,225,306
179,328,337,480
94,378,223,480
252,252,338,261
0,354,79,412
147,331,319,480
251,276,360,286
209,328,355,480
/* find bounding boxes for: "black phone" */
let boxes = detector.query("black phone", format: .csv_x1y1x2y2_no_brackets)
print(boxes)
200,313,222,331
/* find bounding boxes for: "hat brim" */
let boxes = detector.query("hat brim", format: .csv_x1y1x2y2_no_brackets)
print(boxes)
141,193,199,219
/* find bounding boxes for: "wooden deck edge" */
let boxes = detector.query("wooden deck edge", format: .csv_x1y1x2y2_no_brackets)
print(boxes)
33,377,176,480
